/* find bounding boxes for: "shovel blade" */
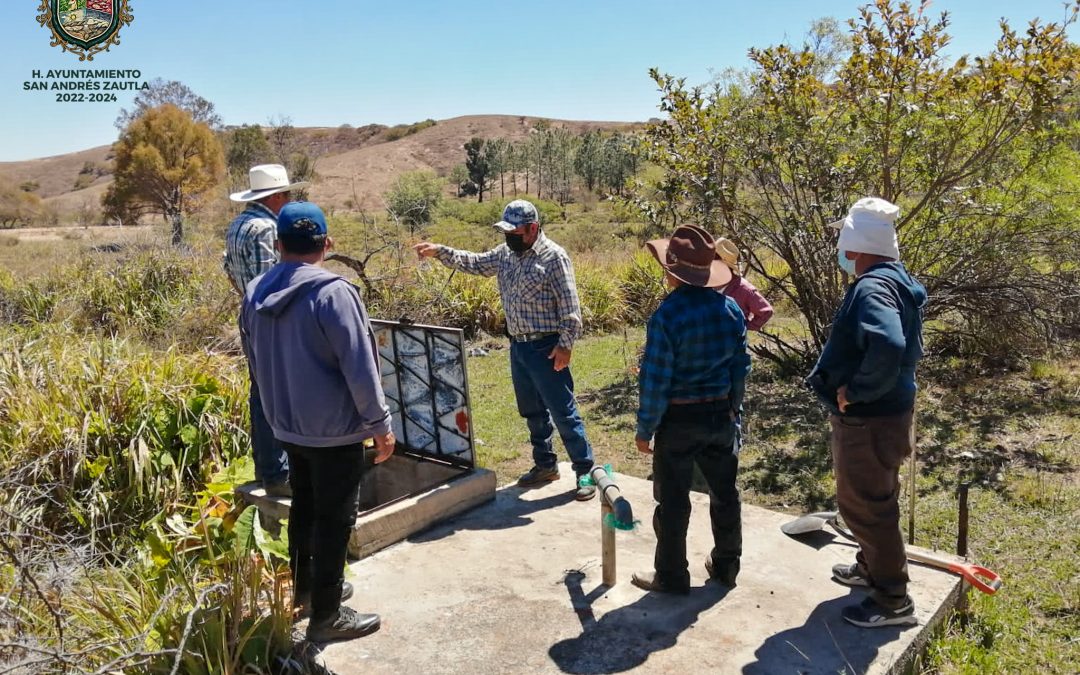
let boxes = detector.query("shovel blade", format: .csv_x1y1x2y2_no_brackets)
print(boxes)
780,511,840,536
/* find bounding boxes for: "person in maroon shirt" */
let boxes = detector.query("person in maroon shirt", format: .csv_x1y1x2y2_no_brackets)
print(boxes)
715,238,774,332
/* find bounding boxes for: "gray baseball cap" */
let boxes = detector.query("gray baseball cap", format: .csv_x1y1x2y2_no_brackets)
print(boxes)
492,199,539,232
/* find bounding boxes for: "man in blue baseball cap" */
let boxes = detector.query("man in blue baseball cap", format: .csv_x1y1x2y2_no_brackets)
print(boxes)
413,199,597,500
241,201,395,643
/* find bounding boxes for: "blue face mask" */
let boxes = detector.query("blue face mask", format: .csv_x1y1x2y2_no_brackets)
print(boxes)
837,249,857,276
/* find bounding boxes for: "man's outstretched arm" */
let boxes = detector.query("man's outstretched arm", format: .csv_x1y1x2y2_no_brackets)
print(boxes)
413,242,501,277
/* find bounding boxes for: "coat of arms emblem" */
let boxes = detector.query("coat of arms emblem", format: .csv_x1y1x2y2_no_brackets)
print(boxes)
37,1,133,61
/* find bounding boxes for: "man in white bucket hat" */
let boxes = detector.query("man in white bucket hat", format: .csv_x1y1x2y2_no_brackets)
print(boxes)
224,164,308,496
807,197,928,628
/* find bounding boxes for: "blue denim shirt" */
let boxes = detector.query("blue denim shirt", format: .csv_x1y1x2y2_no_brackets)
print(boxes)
636,285,751,440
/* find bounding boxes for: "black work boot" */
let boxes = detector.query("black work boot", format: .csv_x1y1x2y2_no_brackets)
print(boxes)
306,606,381,642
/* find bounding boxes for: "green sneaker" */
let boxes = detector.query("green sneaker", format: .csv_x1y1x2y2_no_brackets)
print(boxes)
575,475,597,501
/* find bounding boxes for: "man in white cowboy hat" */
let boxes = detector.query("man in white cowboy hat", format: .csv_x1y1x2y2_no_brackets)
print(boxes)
224,164,308,496
632,224,751,594
412,199,597,500
807,197,928,628
714,237,774,332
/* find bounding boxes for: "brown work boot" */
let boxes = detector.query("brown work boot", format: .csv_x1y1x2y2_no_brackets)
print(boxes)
630,570,690,595
705,556,740,588
518,465,559,487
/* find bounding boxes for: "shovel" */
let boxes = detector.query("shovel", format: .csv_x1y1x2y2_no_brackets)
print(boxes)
781,511,1003,595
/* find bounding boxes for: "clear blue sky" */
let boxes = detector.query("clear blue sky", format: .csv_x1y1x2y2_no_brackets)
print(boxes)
0,0,1075,160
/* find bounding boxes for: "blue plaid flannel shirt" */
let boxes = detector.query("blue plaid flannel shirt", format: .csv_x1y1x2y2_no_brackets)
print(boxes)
223,202,279,292
636,285,752,440
434,232,582,350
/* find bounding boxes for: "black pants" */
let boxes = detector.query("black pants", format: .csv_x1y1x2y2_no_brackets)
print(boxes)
283,442,365,623
652,401,741,589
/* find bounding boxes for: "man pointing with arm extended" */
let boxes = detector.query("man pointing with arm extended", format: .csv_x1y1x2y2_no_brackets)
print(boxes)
414,199,597,501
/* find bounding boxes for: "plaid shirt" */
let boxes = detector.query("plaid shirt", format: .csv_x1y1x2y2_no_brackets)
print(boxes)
434,232,582,349
636,285,751,440
223,202,279,292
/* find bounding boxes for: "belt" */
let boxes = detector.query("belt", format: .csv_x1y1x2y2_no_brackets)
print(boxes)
669,394,729,405
510,331,559,343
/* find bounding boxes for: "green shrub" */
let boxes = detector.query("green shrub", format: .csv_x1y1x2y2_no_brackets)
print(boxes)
548,218,625,254
384,170,444,230
73,172,96,190
382,118,437,142
436,199,503,227
577,265,626,332
434,196,565,228
0,332,248,548
0,274,60,324
4,458,295,673
616,249,666,323
425,216,500,253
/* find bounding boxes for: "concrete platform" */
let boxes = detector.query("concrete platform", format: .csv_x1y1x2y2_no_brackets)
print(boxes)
237,456,496,559
318,464,963,675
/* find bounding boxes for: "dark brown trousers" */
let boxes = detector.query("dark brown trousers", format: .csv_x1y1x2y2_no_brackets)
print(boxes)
831,409,914,605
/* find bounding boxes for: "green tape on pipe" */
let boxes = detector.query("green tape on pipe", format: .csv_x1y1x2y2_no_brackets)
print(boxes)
604,513,641,531
579,463,614,487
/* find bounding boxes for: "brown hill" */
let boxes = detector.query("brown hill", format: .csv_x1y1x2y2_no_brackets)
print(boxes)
310,115,638,209
0,145,113,201
0,115,639,220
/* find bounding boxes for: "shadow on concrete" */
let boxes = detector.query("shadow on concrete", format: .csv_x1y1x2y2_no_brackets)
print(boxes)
406,487,576,544
742,590,913,675
548,571,729,674
786,528,845,551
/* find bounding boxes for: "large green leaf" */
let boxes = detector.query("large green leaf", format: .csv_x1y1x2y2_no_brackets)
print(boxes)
233,504,258,556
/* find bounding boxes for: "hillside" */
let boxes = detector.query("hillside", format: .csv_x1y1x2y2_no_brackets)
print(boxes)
0,115,639,219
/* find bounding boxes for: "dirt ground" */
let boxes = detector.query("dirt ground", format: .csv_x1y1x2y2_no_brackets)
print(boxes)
1,224,154,243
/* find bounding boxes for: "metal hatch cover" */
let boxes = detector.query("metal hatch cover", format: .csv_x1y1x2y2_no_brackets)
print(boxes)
371,319,475,469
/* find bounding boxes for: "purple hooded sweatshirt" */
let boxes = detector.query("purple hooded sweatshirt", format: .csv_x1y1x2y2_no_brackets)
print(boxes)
240,262,391,447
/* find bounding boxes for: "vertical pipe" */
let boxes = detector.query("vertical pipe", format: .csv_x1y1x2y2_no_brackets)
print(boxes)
601,501,616,587
957,480,970,558
908,411,917,545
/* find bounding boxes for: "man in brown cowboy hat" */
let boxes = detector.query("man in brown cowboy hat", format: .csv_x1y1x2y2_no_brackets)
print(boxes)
632,225,752,594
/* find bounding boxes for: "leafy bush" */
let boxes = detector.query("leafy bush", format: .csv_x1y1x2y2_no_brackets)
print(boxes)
0,332,248,546
577,265,626,332
636,0,1080,367
615,249,667,324
382,118,437,142
384,170,444,230
1,456,295,673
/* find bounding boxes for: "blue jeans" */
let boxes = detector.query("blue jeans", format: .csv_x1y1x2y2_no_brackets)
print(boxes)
249,376,289,484
509,334,594,476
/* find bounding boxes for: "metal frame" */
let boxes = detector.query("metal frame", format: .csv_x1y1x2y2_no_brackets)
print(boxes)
371,319,476,470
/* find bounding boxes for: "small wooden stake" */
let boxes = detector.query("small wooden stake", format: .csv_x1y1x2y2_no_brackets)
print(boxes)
602,501,616,587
